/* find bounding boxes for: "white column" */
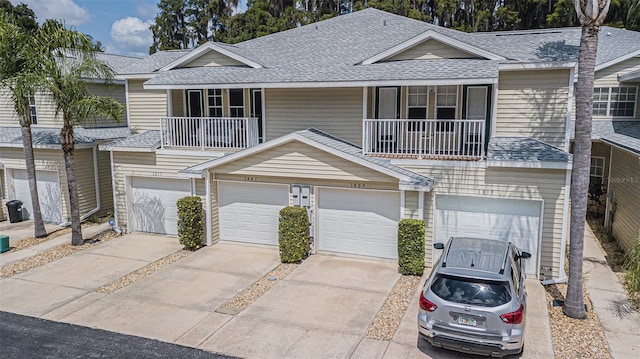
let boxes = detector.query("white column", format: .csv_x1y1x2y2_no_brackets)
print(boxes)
205,171,212,246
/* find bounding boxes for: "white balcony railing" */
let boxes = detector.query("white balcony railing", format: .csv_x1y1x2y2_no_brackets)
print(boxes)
160,117,259,150
363,119,486,160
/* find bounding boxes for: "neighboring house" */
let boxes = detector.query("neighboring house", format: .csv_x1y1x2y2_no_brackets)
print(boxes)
99,9,640,281
0,53,141,224
568,35,640,252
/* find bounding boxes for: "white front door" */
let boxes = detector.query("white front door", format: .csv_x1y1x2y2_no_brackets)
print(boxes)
217,181,290,245
129,177,191,235
434,195,542,275
10,169,62,223
317,187,400,259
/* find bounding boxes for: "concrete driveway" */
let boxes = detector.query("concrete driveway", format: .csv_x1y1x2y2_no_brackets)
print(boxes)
199,254,401,359
1,236,553,359
53,242,280,343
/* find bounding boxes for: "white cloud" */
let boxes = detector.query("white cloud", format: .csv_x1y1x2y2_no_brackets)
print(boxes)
13,0,92,26
136,1,158,20
109,17,153,57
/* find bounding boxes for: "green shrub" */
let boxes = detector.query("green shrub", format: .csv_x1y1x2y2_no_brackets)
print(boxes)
398,219,426,275
624,241,640,293
278,206,309,263
177,196,204,250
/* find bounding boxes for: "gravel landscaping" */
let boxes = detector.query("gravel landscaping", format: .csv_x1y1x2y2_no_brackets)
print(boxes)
96,249,192,293
0,229,116,278
3,228,69,253
365,275,421,341
217,263,299,314
545,283,611,359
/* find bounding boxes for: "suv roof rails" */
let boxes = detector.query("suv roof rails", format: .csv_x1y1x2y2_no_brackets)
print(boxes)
499,243,511,274
441,237,454,268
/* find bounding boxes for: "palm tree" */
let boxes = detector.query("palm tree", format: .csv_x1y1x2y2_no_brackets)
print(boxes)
0,13,47,238
565,0,610,319
38,20,123,246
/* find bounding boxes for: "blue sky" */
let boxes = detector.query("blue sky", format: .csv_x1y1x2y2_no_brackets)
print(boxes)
11,1,246,57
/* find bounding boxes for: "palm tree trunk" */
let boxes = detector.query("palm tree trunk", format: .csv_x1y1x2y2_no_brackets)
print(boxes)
564,24,598,319
20,122,47,238
61,119,83,246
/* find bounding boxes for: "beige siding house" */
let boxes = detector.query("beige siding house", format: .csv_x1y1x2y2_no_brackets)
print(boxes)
569,48,640,252
99,9,640,281
0,52,138,223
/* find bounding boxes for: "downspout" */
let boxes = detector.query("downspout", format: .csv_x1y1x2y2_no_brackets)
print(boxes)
58,144,101,226
541,166,571,285
109,151,122,235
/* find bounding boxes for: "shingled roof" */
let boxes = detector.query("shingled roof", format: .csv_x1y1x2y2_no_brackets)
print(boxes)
126,8,640,87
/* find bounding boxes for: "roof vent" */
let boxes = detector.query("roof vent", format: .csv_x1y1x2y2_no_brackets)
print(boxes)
383,20,387,26
315,25,318,30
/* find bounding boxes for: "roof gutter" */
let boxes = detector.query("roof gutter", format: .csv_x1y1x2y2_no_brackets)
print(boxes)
142,77,499,90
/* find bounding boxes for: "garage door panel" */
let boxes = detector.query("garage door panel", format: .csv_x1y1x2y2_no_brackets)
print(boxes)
318,188,400,259
12,169,62,223
218,182,289,246
435,195,541,275
130,177,190,235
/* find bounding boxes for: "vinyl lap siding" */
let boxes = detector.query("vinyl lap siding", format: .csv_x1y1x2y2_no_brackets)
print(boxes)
592,57,640,121
0,87,17,126
97,150,114,216
183,50,244,67
595,57,640,87
496,70,570,148
214,141,395,183
609,148,640,251
387,39,478,61
127,79,167,131
111,152,210,232
265,88,363,145
73,148,99,215
209,175,219,243
399,164,566,279
0,89,61,127
84,83,127,128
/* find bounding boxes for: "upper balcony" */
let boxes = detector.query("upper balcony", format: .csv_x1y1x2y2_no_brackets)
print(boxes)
160,117,259,150
363,119,486,160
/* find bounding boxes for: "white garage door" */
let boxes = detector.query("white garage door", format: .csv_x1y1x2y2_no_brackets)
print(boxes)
218,181,290,245
11,169,62,223
317,188,400,259
130,177,191,235
435,195,542,275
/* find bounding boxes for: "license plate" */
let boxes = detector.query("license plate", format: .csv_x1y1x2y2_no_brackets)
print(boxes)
458,316,477,326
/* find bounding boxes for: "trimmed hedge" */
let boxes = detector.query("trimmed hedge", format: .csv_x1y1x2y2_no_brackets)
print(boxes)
278,206,309,263
177,196,204,250
398,219,426,275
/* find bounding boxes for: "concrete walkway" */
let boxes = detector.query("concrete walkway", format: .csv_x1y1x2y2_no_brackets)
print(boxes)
0,222,111,267
583,224,640,359
0,220,62,243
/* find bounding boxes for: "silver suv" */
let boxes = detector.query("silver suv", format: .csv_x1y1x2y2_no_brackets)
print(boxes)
417,237,531,357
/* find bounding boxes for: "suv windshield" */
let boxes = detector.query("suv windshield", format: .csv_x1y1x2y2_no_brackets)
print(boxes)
431,274,512,307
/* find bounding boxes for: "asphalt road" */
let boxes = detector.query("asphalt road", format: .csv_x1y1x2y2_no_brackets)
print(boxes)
0,311,238,359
